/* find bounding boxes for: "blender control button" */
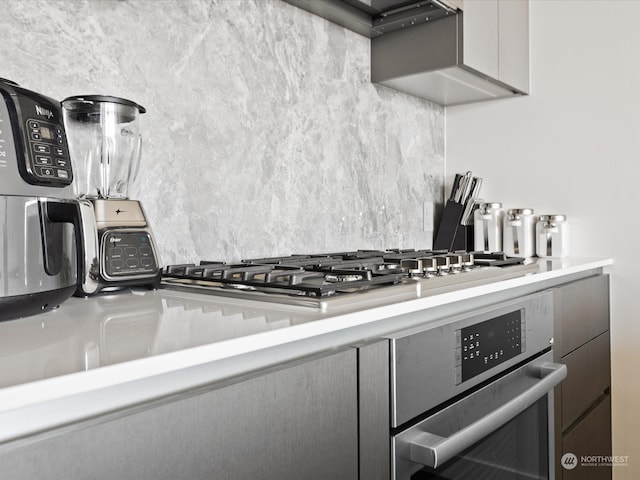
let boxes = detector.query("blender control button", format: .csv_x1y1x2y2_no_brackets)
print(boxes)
57,169,69,179
35,156,52,165
125,247,138,256
54,147,65,156
33,144,50,154
111,259,125,269
32,132,42,140
29,121,39,129
141,257,154,267
55,158,67,167
126,258,140,267
110,247,123,257
140,246,152,256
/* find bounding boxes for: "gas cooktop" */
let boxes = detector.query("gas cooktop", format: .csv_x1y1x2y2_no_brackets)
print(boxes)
161,250,539,312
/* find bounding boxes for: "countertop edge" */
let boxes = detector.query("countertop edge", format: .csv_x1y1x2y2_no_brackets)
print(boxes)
0,257,613,444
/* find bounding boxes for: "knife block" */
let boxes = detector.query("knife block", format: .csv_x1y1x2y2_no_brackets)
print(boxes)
433,200,474,251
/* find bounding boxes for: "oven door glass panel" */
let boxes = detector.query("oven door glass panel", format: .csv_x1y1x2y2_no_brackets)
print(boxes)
411,398,548,479
393,353,565,480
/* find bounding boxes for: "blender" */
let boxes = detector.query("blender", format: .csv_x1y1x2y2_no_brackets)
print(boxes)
62,95,160,295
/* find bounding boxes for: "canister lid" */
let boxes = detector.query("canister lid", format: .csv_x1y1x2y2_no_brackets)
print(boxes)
480,202,502,209
538,214,566,222
508,208,534,215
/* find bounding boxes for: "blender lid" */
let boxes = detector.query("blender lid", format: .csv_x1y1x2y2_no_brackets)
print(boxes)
62,95,146,114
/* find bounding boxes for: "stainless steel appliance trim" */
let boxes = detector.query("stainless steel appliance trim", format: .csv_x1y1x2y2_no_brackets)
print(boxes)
93,199,147,228
77,198,100,295
0,196,78,297
407,361,566,469
388,290,553,427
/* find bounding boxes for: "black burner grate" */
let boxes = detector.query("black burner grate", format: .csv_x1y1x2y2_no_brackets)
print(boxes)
162,250,524,298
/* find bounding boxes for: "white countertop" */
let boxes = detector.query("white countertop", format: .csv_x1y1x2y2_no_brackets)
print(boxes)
0,257,612,443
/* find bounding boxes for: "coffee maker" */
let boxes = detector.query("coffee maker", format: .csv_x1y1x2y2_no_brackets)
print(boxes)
62,95,160,295
0,78,99,320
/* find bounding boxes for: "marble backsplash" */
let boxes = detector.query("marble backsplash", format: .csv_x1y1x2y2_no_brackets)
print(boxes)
1,0,444,264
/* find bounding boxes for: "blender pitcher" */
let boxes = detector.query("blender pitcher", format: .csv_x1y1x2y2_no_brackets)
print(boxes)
61,95,145,199
61,95,160,296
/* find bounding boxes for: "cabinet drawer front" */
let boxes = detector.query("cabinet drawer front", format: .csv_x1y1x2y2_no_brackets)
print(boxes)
561,331,610,430
561,395,612,480
554,274,610,357
0,349,359,480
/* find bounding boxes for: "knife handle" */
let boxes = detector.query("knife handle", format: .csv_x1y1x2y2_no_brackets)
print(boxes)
449,174,463,202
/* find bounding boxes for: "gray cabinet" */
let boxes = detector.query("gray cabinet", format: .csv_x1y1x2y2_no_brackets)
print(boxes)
553,274,611,480
463,0,530,94
497,0,530,93
371,0,529,105
0,348,359,480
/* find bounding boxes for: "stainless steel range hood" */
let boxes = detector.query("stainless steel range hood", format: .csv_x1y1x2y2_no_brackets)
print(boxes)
282,0,460,38
282,0,529,106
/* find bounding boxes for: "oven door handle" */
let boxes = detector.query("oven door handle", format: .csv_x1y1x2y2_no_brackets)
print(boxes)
408,361,567,469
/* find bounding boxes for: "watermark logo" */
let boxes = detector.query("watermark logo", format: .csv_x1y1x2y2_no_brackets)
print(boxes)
561,453,578,470
562,452,629,469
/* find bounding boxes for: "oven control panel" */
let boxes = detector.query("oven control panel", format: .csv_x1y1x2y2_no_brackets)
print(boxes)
455,309,525,384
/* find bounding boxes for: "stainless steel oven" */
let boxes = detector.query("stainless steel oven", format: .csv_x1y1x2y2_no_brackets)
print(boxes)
388,291,566,480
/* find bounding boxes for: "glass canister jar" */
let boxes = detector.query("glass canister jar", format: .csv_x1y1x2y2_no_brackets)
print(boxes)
503,208,536,258
536,215,569,257
474,202,505,252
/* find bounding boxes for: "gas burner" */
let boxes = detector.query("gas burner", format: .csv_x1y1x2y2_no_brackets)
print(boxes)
162,250,531,308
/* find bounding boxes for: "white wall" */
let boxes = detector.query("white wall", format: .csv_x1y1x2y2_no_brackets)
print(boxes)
446,1,639,478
